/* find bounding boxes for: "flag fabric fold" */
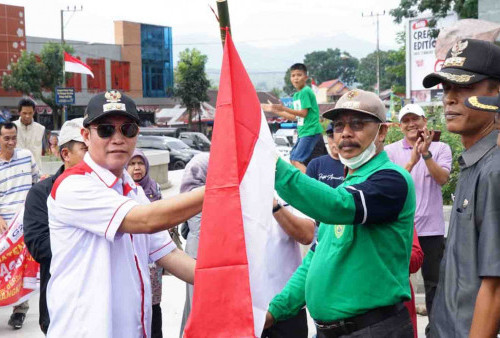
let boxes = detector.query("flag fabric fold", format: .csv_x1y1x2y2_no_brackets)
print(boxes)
311,78,319,94
184,30,277,337
64,52,94,78
0,206,40,307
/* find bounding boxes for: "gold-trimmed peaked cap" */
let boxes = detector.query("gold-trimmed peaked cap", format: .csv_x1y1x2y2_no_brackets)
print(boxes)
323,89,386,122
465,93,500,113
83,90,140,127
423,39,500,88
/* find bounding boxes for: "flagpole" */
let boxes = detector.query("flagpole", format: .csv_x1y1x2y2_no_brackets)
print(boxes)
216,0,231,46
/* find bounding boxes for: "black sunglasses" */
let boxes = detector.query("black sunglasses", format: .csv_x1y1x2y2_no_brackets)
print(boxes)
90,123,139,138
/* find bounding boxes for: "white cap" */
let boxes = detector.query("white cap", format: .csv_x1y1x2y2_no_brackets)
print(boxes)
398,104,425,122
58,118,84,146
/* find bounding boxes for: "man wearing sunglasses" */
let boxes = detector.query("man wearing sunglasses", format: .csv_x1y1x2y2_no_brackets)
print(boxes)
46,90,204,338
265,89,415,337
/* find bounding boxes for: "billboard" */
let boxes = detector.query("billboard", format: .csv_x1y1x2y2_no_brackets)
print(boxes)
406,14,457,102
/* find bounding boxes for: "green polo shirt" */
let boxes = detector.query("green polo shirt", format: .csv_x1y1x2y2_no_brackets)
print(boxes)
293,86,323,138
269,151,415,322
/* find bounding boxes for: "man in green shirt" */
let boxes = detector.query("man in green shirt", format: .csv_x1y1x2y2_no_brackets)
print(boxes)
271,63,323,173
265,89,416,337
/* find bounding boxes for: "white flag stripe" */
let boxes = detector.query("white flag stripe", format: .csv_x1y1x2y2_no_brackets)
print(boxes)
64,61,94,78
239,110,279,336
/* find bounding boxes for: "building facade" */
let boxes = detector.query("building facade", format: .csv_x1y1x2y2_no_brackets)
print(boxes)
0,3,176,120
0,4,26,100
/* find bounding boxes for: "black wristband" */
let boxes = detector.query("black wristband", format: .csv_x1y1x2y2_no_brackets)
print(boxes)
422,151,433,160
272,203,282,213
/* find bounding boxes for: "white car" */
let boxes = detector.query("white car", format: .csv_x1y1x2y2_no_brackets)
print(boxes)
274,135,292,160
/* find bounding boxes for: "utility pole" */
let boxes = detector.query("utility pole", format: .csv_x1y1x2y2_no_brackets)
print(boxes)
60,5,83,125
362,11,385,96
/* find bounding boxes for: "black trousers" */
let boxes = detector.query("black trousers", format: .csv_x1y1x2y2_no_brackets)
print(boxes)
152,304,162,338
418,235,445,316
316,307,413,338
261,308,308,338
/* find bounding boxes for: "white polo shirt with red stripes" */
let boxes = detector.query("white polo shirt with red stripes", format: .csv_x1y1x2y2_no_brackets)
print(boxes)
46,153,176,338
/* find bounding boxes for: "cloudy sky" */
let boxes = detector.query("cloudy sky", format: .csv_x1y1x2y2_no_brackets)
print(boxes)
7,0,404,48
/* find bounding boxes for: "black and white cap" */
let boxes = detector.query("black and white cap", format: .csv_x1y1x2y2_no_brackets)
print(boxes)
83,90,140,127
423,39,500,88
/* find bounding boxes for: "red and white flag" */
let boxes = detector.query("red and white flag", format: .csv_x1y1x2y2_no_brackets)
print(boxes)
64,52,94,78
0,206,40,307
311,78,319,94
184,30,278,337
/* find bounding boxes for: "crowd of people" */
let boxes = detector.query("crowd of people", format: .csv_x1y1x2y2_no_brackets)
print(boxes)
0,37,498,338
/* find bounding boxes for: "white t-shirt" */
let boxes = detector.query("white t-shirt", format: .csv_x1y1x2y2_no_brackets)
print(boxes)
266,196,311,298
47,153,176,338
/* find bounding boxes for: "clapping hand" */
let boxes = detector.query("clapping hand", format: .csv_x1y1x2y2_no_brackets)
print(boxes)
417,126,434,156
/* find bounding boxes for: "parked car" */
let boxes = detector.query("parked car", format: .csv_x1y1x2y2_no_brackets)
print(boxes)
139,126,188,138
137,135,201,170
274,135,292,159
274,128,297,147
178,132,211,151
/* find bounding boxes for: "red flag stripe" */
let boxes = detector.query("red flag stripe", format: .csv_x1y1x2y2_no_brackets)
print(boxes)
184,30,261,337
64,52,93,72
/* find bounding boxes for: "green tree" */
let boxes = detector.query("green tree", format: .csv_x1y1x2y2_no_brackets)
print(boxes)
270,87,282,98
304,49,359,85
390,0,477,34
356,50,405,92
282,49,359,96
2,42,74,129
282,68,294,96
174,48,210,131
385,31,406,94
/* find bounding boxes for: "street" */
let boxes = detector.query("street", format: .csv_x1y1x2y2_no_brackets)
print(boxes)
0,169,429,337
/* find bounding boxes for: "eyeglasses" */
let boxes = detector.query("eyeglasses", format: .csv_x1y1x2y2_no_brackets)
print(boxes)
332,119,379,133
90,123,139,139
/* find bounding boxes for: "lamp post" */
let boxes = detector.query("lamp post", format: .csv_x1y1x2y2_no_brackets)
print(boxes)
362,10,385,96
60,5,83,124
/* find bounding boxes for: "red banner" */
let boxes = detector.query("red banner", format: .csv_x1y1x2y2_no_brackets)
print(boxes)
0,207,40,307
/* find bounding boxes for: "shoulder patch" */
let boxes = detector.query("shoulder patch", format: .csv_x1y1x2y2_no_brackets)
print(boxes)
50,161,93,200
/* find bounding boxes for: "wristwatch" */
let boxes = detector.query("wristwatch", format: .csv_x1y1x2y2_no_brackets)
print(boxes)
272,203,282,213
422,151,433,160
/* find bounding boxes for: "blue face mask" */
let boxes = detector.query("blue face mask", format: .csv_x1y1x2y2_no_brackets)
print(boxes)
338,125,380,170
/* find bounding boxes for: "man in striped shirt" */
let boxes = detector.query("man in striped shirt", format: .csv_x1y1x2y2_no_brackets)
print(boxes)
0,121,39,329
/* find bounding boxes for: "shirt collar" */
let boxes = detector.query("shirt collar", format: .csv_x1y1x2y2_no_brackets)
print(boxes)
458,130,498,169
402,138,412,149
0,148,19,163
83,152,137,191
346,150,389,179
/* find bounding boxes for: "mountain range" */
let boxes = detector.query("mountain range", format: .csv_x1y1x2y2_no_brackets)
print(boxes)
172,32,396,92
